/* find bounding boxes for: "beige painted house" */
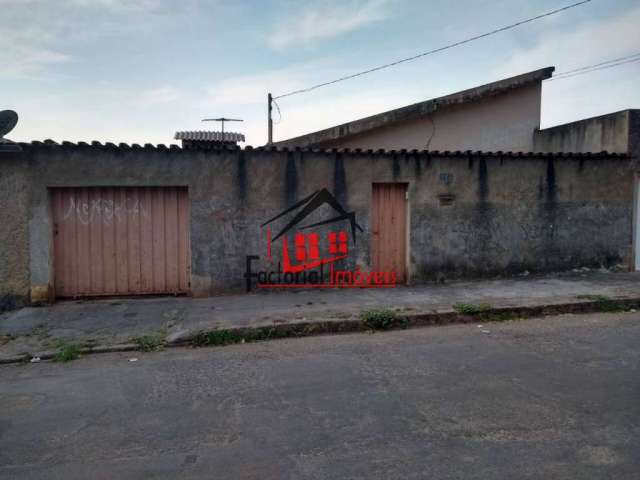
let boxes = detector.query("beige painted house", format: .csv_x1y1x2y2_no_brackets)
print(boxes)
277,66,639,161
277,67,554,152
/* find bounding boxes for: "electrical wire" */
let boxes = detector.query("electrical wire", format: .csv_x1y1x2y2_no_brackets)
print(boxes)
273,0,592,99
553,51,640,76
272,97,283,124
549,57,640,80
547,53,640,81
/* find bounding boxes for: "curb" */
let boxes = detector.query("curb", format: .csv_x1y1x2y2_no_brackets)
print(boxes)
81,343,139,354
167,298,640,347
0,353,30,365
2,298,639,366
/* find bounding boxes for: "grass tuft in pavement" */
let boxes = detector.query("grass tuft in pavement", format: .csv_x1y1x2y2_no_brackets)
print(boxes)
193,327,292,347
360,308,407,330
576,294,628,313
133,333,166,352
194,329,246,346
480,311,519,322
54,344,82,362
453,303,518,322
454,303,491,315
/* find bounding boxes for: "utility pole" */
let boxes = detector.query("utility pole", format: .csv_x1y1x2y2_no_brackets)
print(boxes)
267,93,273,145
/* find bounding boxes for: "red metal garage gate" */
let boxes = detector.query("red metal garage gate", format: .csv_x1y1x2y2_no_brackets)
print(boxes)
51,187,190,298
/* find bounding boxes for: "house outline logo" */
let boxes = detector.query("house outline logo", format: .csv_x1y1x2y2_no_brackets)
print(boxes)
261,188,363,274
244,188,396,291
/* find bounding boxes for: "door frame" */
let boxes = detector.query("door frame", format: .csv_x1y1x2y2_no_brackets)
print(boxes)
634,174,640,271
371,182,410,285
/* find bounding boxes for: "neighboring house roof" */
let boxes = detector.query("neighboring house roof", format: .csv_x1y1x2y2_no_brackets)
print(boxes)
276,66,555,148
174,131,245,143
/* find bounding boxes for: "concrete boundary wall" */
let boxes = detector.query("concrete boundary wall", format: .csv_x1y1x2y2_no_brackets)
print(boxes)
0,142,634,307
534,110,634,154
0,154,30,310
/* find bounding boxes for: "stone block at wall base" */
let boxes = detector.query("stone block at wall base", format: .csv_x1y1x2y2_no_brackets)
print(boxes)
30,285,51,306
190,275,212,297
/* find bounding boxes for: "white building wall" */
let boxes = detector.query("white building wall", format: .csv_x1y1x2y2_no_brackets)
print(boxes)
324,84,542,152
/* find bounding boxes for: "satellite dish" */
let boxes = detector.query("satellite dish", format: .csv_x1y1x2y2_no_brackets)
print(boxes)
0,110,18,138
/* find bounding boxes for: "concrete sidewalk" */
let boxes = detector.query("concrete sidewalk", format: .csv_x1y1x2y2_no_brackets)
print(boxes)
2,271,640,362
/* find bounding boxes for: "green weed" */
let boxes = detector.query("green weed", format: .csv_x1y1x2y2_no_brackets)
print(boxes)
133,333,166,352
194,329,245,346
54,344,82,362
453,303,491,315
193,326,297,347
576,294,628,313
360,308,406,330
479,311,519,322
453,303,517,322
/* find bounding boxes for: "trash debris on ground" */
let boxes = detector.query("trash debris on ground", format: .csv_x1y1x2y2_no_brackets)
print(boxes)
128,358,138,362
481,330,491,334
30,356,41,363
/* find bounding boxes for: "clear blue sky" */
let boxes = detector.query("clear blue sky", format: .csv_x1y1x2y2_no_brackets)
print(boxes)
2,0,639,145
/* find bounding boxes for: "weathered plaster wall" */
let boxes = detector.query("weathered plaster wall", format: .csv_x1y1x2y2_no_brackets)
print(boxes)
1,143,634,303
534,110,633,154
315,84,542,152
404,154,633,279
0,153,30,310
628,110,640,162
624,111,640,271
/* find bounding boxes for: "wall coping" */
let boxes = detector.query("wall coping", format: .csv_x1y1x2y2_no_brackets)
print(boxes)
12,141,628,159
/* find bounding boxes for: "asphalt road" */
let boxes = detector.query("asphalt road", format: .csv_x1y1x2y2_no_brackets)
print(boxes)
1,311,639,479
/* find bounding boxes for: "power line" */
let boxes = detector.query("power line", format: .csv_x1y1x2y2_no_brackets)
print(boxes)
549,57,640,80
547,52,640,81
554,51,640,75
271,98,283,124
273,0,592,100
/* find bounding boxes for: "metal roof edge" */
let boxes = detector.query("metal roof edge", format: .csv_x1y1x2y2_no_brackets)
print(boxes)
174,131,245,142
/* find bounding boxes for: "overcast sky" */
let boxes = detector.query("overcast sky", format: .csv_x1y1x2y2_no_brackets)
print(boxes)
2,0,639,146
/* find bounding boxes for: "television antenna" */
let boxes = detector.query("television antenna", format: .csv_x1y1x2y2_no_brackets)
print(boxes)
201,117,243,136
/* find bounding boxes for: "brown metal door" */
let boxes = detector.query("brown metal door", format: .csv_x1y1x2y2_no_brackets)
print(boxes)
52,187,190,298
372,183,408,283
